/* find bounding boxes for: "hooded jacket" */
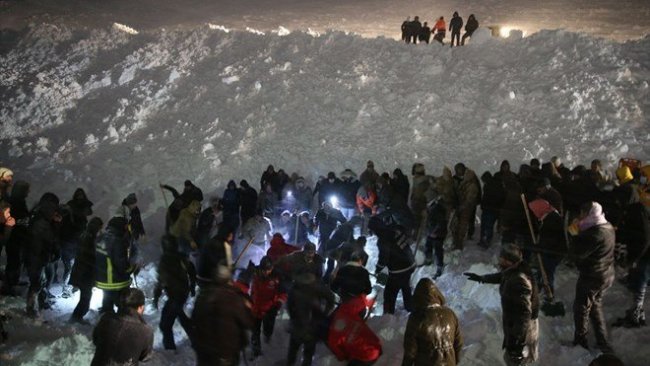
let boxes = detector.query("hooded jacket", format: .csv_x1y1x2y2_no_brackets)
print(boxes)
250,269,287,319
91,309,153,366
95,218,133,291
369,216,415,274
573,203,616,280
287,274,335,342
69,218,103,289
402,280,462,366
169,200,201,247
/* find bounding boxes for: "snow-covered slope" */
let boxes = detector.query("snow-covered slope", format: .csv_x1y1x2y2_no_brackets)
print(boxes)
0,22,649,366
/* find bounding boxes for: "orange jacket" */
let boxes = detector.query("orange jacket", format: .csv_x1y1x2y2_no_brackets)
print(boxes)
356,189,377,215
434,19,446,32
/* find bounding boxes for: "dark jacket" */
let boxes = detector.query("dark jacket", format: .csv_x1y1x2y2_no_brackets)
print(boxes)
391,171,410,204
616,190,650,264
60,188,93,242
314,207,346,247
483,261,539,357
239,185,258,221
197,237,230,282
155,237,196,300
315,178,343,207
449,16,463,32
536,211,566,258
69,219,102,289
572,223,616,281
26,204,58,270
340,177,361,209
426,198,448,239
369,216,415,274
465,17,478,33
192,282,254,361
331,262,371,300
287,274,335,342
279,251,324,281
480,176,505,212
91,309,153,366
95,220,133,291
402,280,462,366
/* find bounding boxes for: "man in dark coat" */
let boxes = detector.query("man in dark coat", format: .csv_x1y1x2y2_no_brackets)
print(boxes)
449,11,463,47
401,16,412,43
196,196,223,247
424,192,448,278
369,214,415,314
391,168,410,206
197,225,235,284
461,14,479,45
528,199,566,294
331,251,371,302
1,180,29,295
314,172,343,209
314,202,346,253
95,216,134,313
222,180,241,232
418,22,432,44
91,288,153,366
570,202,615,352
287,272,335,366
339,169,361,220
479,172,504,248
409,17,422,44
153,235,196,350
59,188,94,297
465,244,539,366
69,217,103,323
402,278,463,366
239,180,258,227
192,264,254,366
26,200,62,317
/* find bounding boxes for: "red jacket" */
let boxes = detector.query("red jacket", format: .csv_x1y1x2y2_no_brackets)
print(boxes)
327,294,382,362
356,189,377,215
266,234,300,262
250,272,287,319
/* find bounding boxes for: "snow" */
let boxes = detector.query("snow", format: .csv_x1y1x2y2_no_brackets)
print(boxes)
0,1,649,365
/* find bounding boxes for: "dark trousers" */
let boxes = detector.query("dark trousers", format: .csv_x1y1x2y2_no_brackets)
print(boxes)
3,237,22,288
160,295,192,349
101,289,121,313
425,237,444,267
573,275,613,346
287,335,316,366
539,254,562,295
434,31,446,44
72,285,93,319
467,205,477,238
252,306,279,353
26,265,47,311
348,360,377,366
461,31,474,45
383,270,413,314
61,239,77,284
196,353,239,366
451,31,461,46
480,209,498,245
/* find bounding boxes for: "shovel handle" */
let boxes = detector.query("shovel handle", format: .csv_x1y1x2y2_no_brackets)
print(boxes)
521,194,555,300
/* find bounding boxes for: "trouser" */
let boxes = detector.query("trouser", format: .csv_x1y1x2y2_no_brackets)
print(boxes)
467,206,477,238
287,335,316,366
627,257,650,315
383,270,413,314
480,209,498,245
451,31,461,46
461,31,474,45
323,257,337,284
341,207,355,221
318,228,334,255
72,285,93,319
196,353,239,366
26,264,47,312
61,239,77,285
539,254,562,295
101,289,122,313
425,237,444,268
160,294,192,349
252,306,279,354
573,275,613,346
3,235,23,289
451,208,473,250
434,31,446,44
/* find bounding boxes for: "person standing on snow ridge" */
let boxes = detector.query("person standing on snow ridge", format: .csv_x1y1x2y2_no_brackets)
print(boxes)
402,278,463,366
449,11,463,47
418,22,432,44
91,288,153,366
464,244,539,366
461,14,479,45
569,201,615,353
401,16,412,43
433,17,446,44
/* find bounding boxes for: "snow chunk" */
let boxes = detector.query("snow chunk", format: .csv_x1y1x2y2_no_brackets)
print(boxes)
112,22,139,35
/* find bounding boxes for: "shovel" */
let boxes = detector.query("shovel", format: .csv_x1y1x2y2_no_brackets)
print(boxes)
521,194,566,317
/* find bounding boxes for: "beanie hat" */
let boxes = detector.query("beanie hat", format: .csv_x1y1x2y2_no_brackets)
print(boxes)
616,166,633,184
303,242,316,253
528,199,554,220
123,193,137,205
120,288,145,308
500,244,523,263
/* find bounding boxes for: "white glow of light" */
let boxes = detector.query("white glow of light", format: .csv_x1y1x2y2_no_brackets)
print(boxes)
113,22,139,35
329,195,339,208
500,26,512,38
208,23,230,33
286,191,293,197
90,288,105,310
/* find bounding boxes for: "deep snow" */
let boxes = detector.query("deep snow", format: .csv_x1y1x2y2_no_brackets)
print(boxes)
0,10,649,366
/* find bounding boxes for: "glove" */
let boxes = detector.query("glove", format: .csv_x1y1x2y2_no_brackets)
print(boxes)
464,272,483,283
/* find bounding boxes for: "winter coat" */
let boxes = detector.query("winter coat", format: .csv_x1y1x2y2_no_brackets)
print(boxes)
287,275,335,342
169,200,201,247
222,186,241,216
356,186,377,214
465,17,479,33
293,185,313,212
278,251,324,281
260,170,277,192
60,189,93,242
197,238,232,282
239,185,258,221
196,207,222,246
69,221,102,289
434,19,446,32
483,261,539,360
455,169,481,212
410,174,431,214
572,223,616,281
250,270,287,319
266,234,300,263
126,206,145,241
331,262,371,300
91,309,153,366
314,207,346,247
449,16,463,32
500,180,528,235
155,240,196,300
26,206,58,270
340,176,361,209
391,172,410,204
360,168,379,187
328,294,381,362
241,216,273,245
426,198,448,239
376,183,395,211
257,190,279,217
369,216,415,274
536,211,566,258
95,224,133,291
539,187,564,215
402,280,462,366
481,176,505,212
337,241,369,266
286,215,314,246
192,282,254,361
316,178,343,206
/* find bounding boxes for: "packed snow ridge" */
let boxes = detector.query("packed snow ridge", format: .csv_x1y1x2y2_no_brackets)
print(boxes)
0,24,649,220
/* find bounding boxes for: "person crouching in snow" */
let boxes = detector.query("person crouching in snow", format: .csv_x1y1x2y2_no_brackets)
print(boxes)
153,234,196,351
402,278,463,366
327,292,382,366
250,256,287,357
464,244,539,366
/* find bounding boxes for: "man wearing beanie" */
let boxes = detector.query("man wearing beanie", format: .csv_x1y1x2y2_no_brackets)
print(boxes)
464,244,540,366
91,288,153,366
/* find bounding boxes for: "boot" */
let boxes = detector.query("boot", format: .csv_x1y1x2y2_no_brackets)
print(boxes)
433,266,443,279
26,291,39,318
572,336,589,350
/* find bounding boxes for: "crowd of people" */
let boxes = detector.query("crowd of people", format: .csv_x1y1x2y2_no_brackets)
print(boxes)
401,11,479,46
0,155,648,365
